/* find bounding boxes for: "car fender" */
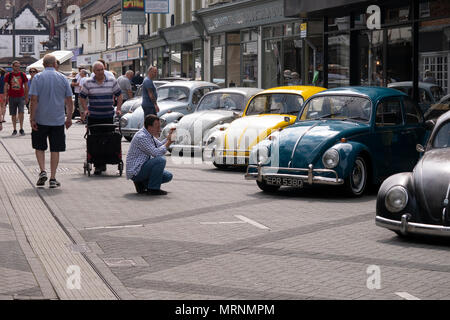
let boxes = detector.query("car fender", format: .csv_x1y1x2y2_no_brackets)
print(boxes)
161,122,178,140
160,112,184,126
376,172,417,219
332,141,376,181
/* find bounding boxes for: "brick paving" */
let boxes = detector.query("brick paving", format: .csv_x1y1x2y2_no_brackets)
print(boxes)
1,114,450,300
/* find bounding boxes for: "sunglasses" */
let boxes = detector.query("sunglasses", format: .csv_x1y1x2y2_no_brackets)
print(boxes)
30,70,37,73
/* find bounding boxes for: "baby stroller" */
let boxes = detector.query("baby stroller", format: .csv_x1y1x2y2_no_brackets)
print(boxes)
83,123,124,176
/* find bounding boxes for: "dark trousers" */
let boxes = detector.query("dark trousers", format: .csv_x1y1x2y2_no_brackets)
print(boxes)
87,117,114,168
142,106,157,118
72,93,79,119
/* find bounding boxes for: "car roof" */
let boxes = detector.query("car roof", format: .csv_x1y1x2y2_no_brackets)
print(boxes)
204,87,263,97
158,80,219,89
258,85,326,97
388,81,440,89
316,86,408,101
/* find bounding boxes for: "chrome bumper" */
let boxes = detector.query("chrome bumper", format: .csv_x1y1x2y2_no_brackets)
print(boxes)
245,163,344,186
170,144,203,154
119,128,138,136
376,214,450,237
203,148,249,165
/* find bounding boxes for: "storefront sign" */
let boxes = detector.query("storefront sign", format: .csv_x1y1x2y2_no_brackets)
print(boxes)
201,0,291,34
71,47,82,62
300,23,307,38
128,47,141,60
76,54,101,67
162,22,202,44
366,5,381,30
122,0,146,25
103,52,116,63
116,50,128,62
145,0,169,14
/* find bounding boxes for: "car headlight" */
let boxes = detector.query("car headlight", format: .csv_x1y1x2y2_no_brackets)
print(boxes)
119,117,128,128
322,148,339,169
385,186,408,213
160,118,167,128
206,136,216,146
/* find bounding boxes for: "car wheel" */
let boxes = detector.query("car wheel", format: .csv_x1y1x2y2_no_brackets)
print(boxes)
344,156,368,196
124,135,132,142
257,180,280,193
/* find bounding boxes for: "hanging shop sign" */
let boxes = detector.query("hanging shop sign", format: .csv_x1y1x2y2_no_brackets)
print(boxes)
122,0,146,25
116,50,128,62
366,5,381,30
127,47,141,60
145,0,169,14
103,52,116,63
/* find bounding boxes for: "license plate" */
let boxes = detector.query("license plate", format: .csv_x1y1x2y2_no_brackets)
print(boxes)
265,176,303,188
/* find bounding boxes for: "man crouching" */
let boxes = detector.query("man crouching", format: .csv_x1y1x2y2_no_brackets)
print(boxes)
126,114,175,195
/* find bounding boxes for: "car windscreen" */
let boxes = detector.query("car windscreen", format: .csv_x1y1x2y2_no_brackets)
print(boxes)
245,93,304,116
299,95,371,122
432,121,450,149
197,93,245,112
157,86,190,103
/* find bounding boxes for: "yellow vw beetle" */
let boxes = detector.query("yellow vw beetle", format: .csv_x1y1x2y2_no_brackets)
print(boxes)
203,86,326,168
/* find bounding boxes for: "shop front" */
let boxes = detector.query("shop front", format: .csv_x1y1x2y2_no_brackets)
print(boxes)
196,0,304,89
284,0,450,99
102,45,144,77
142,22,204,80
76,53,101,69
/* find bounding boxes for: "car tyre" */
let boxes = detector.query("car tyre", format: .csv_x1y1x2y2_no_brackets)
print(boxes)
344,156,368,197
213,162,228,169
257,180,280,193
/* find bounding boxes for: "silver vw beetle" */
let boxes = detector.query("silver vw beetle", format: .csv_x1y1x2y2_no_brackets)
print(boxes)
119,81,219,141
161,87,263,155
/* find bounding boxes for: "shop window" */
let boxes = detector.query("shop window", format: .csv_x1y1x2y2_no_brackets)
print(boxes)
327,16,349,32
263,39,281,89
212,42,225,87
359,30,384,86
385,6,410,24
263,27,272,38
387,27,412,83
327,34,350,88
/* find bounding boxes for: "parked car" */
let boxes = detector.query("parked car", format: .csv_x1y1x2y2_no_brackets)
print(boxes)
376,110,450,237
424,93,450,121
388,81,445,113
119,81,169,115
245,87,428,196
203,86,326,168
119,81,219,141
161,87,263,155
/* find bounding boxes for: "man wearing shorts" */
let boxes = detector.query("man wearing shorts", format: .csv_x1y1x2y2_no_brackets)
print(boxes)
0,68,6,131
4,61,28,135
29,54,74,188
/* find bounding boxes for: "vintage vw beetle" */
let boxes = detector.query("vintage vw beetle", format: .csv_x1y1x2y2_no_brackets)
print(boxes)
203,86,326,168
245,87,428,196
160,87,263,155
119,81,219,141
376,110,450,237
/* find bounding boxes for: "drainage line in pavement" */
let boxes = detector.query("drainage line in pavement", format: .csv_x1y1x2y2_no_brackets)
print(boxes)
0,139,121,300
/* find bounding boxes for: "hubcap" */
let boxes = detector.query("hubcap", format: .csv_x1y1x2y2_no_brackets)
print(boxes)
352,158,366,193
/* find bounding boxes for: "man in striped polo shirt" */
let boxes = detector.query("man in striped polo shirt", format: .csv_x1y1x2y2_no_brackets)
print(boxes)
80,61,123,175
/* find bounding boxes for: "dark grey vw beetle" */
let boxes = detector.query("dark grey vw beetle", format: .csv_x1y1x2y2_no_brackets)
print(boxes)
376,110,450,237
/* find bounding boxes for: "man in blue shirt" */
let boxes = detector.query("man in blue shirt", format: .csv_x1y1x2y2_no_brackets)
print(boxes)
29,54,74,188
141,66,160,118
126,114,175,195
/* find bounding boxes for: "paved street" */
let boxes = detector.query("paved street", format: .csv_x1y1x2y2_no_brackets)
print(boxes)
1,114,450,300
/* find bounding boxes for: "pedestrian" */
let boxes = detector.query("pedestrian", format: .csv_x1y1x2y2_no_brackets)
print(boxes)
423,70,436,84
27,67,39,114
71,67,83,119
29,54,74,188
0,68,6,131
142,66,159,118
79,61,123,175
117,70,134,103
4,60,29,135
90,59,115,80
76,69,88,123
126,114,175,195
131,72,144,86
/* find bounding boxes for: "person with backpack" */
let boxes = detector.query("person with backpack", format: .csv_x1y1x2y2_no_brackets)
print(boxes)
4,60,29,135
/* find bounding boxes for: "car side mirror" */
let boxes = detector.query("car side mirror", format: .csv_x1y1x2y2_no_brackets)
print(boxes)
416,144,425,153
425,119,435,130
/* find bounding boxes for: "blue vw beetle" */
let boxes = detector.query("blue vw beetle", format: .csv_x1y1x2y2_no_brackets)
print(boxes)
245,87,428,196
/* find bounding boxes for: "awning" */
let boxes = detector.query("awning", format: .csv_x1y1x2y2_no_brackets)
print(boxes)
26,50,74,72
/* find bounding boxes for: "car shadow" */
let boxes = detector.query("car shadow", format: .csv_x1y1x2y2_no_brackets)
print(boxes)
378,234,450,248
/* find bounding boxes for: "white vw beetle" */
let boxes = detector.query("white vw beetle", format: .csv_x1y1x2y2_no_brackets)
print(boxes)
161,87,263,155
119,81,219,141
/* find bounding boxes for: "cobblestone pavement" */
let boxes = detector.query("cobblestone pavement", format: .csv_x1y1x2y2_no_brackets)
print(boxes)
1,114,450,300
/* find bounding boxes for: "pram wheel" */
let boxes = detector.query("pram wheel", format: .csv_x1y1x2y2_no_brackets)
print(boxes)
118,161,123,176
